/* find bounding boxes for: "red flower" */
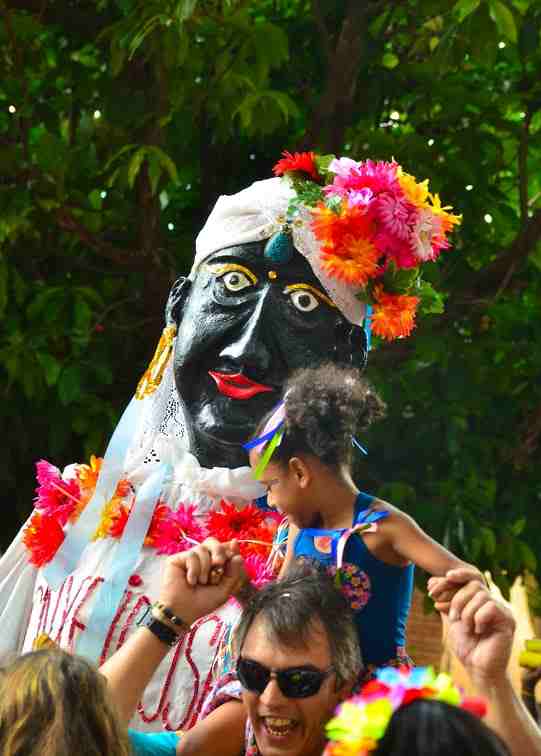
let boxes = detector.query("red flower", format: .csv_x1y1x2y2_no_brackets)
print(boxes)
273,151,320,181
23,511,65,567
206,500,265,544
145,502,170,547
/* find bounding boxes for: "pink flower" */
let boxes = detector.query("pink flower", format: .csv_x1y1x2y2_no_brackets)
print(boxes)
243,554,275,589
325,159,399,203
153,504,207,556
34,460,81,526
376,193,415,240
375,231,418,269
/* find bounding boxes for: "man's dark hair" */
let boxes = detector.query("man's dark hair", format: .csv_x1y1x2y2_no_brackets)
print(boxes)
234,563,362,688
375,699,510,756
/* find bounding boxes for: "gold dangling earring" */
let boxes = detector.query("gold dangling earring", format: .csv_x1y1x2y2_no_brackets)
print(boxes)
135,324,177,400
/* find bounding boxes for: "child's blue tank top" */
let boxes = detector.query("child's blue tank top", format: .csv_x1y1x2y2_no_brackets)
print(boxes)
293,491,414,667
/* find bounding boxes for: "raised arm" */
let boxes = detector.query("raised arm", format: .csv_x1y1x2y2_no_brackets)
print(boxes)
382,504,477,576
100,539,246,723
441,566,541,756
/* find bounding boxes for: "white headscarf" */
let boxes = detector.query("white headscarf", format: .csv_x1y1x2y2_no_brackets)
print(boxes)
193,177,366,325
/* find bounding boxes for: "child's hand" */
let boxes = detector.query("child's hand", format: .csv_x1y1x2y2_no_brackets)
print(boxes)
427,575,460,612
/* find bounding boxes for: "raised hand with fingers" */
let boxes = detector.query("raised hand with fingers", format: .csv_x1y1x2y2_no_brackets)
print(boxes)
439,566,515,684
159,538,248,627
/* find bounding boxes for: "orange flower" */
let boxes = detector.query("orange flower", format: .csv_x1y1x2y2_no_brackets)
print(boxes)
371,286,419,340
273,150,320,181
312,203,373,248
78,455,102,492
322,237,380,286
145,502,170,547
93,496,130,540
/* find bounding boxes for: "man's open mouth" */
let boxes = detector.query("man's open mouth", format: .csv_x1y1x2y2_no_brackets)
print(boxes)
208,371,275,400
261,716,299,738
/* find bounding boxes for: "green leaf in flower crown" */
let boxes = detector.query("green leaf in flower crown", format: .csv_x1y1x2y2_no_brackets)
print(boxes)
314,153,336,181
326,195,342,213
289,176,325,207
382,262,419,294
417,279,446,315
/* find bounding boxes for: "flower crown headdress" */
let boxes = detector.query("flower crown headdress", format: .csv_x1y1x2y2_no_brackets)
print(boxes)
272,151,461,341
323,666,487,756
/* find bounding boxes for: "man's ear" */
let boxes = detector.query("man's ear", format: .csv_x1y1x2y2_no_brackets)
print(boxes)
334,319,367,372
336,677,356,701
288,457,311,488
165,276,191,326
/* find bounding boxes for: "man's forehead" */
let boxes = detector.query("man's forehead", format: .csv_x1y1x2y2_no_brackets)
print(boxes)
242,614,332,667
200,243,321,283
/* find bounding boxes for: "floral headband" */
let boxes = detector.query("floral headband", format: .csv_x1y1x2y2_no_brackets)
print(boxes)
323,666,487,755
272,151,461,341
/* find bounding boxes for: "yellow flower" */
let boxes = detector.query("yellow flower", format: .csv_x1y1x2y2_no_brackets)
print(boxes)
428,192,462,233
397,168,429,208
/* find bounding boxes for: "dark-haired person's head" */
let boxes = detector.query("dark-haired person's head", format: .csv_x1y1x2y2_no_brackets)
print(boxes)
249,363,385,525
0,649,131,756
374,698,510,756
234,564,362,756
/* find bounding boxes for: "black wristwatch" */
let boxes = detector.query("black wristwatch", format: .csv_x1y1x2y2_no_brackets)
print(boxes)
136,604,184,647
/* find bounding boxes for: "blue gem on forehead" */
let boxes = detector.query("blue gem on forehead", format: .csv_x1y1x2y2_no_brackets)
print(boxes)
264,230,294,264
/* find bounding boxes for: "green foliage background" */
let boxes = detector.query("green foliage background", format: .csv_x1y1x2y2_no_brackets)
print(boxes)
2,0,541,604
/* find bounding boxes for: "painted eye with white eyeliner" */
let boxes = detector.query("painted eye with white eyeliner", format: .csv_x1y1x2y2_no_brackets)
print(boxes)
289,289,320,312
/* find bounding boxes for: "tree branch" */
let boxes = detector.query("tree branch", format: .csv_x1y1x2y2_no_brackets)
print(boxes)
302,0,403,152
311,0,332,63
55,207,145,270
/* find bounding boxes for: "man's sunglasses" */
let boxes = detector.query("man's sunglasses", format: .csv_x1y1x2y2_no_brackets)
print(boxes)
237,657,334,699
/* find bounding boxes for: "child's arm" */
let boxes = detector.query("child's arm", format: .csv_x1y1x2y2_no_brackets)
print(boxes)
277,522,299,579
176,701,246,756
381,503,480,577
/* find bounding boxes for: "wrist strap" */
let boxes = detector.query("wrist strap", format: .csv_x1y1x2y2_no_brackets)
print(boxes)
153,601,191,630
136,604,186,647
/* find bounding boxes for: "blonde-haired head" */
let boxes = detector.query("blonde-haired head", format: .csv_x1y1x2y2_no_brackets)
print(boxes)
0,648,131,756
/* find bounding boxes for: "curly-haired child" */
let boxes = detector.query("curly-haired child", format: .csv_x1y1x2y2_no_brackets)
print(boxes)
247,363,481,675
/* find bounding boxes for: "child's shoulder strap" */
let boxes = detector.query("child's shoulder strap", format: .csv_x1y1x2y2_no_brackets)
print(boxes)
354,492,389,526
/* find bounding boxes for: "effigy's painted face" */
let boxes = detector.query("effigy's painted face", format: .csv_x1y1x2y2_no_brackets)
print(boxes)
172,242,364,468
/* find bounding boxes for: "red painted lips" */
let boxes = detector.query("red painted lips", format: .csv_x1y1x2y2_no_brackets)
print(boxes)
208,371,274,400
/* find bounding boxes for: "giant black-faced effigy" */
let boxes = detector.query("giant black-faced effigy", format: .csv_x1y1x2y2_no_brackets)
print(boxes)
0,152,460,731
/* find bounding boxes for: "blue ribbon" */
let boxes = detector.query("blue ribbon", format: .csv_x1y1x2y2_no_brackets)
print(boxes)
351,436,368,455
243,421,284,451
76,462,169,661
43,395,142,591
364,304,372,352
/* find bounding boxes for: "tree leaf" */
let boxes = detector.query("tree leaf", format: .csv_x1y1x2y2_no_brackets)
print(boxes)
488,0,517,43
58,365,83,405
36,352,62,387
127,148,148,188
453,0,481,23
381,52,399,69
